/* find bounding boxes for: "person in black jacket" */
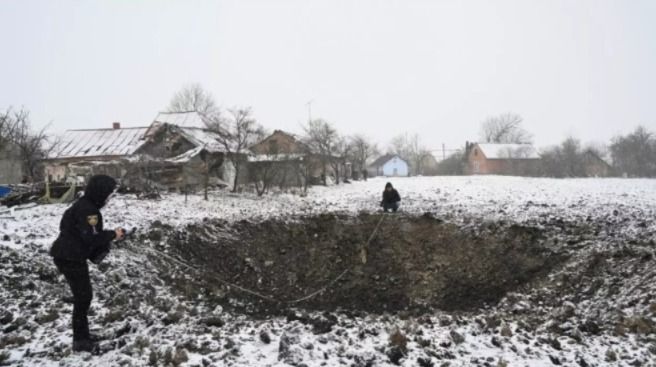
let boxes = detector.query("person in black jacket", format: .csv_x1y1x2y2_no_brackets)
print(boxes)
50,175,124,353
380,182,401,212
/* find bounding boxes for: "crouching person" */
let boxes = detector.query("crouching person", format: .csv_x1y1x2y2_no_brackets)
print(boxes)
381,182,401,212
49,175,125,353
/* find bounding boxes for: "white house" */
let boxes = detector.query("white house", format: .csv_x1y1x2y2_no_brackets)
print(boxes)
368,154,409,177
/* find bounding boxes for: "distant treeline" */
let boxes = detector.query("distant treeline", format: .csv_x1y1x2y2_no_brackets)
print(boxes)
436,125,656,178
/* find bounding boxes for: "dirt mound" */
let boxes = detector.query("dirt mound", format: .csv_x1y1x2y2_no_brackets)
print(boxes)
162,213,562,313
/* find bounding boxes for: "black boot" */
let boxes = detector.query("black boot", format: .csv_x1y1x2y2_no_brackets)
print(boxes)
73,339,98,353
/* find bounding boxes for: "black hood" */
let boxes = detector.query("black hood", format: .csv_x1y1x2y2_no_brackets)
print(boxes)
83,175,117,208
385,182,393,189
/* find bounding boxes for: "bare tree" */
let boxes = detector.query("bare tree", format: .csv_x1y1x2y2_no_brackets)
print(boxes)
291,144,319,193
206,107,265,192
1,107,56,181
292,159,312,194
559,137,585,177
436,151,465,175
0,108,19,150
540,137,590,177
388,134,413,160
167,83,220,119
387,133,432,175
480,112,533,144
302,119,340,185
610,126,656,177
415,148,435,176
331,136,354,183
249,160,280,196
407,134,431,175
350,134,378,180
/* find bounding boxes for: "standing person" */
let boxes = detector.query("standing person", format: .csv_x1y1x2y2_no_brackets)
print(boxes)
380,182,401,212
50,175,125,352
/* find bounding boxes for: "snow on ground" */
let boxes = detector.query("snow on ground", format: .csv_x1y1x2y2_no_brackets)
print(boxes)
1,176,656,366
7,176,656,240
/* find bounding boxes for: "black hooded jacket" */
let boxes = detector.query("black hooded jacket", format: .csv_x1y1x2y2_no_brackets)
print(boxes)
50,175,117,262
381,182,401,204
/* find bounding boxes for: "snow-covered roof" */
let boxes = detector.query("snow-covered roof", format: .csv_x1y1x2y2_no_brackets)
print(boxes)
48,127,149,159
178,127,227,153
370,154,406,167
165,146,204,163
476,143,540,160
248,153,304,162
154,111,205,128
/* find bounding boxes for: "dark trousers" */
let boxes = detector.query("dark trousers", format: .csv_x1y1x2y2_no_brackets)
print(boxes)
54,258,92,341
383,201,399,212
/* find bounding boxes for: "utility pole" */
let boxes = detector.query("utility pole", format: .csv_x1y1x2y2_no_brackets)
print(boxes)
306,100,313,123
442,143,446,161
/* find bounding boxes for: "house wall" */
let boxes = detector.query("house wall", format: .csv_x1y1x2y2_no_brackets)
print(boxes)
381,157,409,177
44,157,128,182
582,155,613,177
466,146,541,176
251,131,304,155
466,147,502,175
0,144,24,184
250,129,340,186
584,163,609,177
249,160,306,190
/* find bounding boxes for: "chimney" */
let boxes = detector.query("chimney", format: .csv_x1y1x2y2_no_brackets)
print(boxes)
112,122,121,129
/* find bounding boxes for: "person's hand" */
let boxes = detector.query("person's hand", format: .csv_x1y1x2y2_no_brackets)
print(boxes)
114,228,126,241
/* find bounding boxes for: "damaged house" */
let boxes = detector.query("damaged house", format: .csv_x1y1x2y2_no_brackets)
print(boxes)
44,122,148,182
44,112,237,191
134,111,238,190
249,129,349,192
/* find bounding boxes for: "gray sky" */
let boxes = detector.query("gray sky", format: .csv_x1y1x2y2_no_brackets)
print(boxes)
1,0,655,151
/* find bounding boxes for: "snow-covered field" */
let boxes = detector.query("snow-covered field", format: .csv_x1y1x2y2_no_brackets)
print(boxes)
1,176,656,366
6,176,656,241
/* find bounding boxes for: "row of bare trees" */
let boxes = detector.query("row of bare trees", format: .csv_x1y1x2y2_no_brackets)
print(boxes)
0,107,55,182
301,119,379,185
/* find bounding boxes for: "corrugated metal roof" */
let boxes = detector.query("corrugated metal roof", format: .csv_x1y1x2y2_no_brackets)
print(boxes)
48,127,148,159
154,111,205,127
477,144,540,159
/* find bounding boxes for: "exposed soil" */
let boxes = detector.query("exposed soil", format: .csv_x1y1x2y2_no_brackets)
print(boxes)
162,213,564,313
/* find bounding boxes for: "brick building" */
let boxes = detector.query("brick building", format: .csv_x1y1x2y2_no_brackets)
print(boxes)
465,142,541,176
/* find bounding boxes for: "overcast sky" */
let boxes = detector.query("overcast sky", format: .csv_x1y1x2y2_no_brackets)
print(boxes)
1,0,655,152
